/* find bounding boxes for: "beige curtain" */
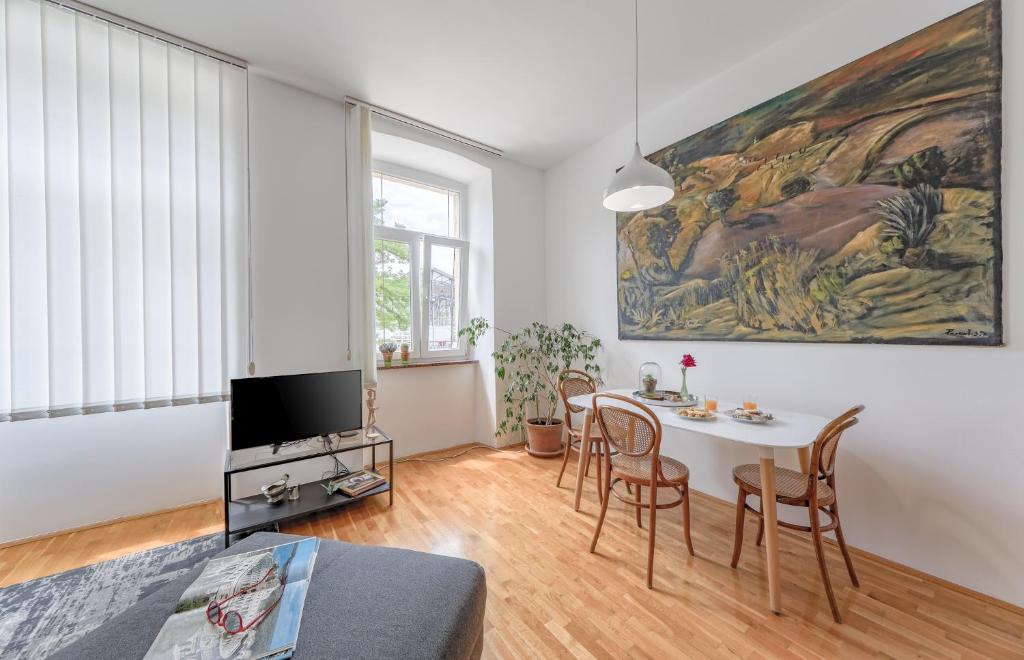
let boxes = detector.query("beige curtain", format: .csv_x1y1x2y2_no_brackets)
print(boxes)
346,104,376,389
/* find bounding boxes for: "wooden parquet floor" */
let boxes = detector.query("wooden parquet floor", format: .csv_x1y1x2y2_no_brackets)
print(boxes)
2,446,1022,658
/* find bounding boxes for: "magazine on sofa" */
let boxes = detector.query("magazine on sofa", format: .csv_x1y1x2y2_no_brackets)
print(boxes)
144,537,320,660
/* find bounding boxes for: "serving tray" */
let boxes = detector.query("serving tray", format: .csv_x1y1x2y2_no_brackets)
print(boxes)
631,390,698,408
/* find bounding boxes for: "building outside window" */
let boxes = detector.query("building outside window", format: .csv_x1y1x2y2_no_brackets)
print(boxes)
372,165,468,361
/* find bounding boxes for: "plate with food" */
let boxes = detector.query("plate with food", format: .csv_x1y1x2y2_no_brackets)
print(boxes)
725,408,775,424
675,407,715,421
632,390,698,408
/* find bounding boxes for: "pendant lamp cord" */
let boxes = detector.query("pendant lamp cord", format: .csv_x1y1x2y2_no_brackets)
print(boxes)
634,0,639,145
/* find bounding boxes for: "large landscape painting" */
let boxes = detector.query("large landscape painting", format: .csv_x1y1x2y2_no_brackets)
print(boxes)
617,1,1002,345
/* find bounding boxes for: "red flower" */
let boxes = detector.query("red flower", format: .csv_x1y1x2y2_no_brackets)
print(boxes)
680,354,697,368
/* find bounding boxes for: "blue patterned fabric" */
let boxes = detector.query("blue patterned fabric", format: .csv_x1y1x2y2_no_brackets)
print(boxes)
0,534,221,659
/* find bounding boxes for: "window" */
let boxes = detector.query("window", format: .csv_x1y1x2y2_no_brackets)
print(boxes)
0,0,248,420
372,166,468,360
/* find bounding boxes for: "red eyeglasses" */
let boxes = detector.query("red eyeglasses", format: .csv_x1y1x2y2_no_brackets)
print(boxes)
205,565,284,635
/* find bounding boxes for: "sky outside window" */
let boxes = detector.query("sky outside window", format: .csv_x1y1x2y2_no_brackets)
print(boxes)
373,172,459,238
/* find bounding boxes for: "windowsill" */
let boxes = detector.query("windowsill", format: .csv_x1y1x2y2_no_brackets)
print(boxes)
377,359,478,371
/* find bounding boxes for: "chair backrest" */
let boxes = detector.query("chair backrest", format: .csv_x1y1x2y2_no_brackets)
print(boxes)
810,405,864,483
558,370,596,425
592,393,662,465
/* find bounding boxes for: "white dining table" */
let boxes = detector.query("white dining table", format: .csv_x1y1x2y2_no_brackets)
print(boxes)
568,388,831,616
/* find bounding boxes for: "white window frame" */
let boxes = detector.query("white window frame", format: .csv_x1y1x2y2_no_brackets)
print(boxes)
422,234,470,359
371,162,469,363
372,225,422,356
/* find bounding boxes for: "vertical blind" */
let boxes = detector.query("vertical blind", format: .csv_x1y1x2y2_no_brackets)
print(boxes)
0,0,249,420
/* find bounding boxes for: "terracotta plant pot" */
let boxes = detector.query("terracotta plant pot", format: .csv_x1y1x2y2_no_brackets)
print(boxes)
381,350,394,367
525,418,564,457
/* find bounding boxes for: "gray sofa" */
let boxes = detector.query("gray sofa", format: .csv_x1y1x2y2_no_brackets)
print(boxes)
51,532,487,659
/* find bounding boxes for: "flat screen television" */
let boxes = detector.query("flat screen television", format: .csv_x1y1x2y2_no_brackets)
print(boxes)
230,369,362,451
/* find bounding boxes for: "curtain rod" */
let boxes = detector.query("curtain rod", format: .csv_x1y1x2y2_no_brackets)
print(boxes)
345,96,503,159
43,0,247,69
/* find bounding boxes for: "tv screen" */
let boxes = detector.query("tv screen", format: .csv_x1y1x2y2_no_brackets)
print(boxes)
230,370,362,450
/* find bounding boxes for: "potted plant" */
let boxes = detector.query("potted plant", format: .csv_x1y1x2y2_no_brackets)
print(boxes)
378,342,398,367
400,343,410,366
459,317,602,457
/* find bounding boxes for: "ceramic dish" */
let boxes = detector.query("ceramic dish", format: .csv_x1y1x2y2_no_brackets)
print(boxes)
726,408,775,424
675,407,715,421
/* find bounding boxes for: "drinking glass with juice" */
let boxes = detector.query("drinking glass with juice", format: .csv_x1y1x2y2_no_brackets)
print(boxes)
704,395,718,412
743,395,757,411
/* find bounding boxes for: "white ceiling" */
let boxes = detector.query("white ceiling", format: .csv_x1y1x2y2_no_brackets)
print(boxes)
85,0,849,169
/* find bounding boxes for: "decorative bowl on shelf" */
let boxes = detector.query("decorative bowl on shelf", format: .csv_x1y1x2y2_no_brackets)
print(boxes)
260,474,290,504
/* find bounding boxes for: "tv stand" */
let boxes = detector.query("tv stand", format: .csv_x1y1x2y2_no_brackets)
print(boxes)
222,427,393,547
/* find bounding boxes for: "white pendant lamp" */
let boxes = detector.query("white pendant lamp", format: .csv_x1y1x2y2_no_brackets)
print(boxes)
603,0,675,213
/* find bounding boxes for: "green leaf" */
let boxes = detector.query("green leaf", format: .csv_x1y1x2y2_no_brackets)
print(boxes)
477,318,603,437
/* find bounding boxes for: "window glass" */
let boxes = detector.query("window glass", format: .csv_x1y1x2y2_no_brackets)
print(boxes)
373,172,459,238
373,238,413,347
371,167,466,360
427,244,462,351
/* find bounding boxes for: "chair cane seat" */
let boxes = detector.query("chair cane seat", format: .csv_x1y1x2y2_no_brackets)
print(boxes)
612,453,689,484
732,464,835,505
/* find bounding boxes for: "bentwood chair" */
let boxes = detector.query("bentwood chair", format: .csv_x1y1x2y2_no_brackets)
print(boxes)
556,370,607,498
589,393,694,589
730,405,864,623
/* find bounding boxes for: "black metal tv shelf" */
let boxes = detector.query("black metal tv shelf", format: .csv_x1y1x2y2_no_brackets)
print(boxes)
222,427,393,547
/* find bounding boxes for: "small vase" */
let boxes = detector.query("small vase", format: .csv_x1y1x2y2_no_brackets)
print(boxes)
679,369,690,400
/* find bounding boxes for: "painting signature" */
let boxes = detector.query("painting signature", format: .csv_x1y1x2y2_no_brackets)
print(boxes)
944,328,988,338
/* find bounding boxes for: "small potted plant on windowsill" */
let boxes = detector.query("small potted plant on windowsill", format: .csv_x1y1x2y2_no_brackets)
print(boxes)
379,342,398,367
459,318,602,457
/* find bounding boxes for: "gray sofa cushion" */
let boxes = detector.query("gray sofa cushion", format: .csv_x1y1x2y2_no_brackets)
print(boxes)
51,533,486,660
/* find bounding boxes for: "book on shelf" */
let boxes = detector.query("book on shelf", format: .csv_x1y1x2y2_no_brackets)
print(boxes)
325,470,386,497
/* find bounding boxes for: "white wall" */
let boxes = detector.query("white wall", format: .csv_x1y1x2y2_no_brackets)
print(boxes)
490,155,548,446
2,75,353,540
369,128,498,451
233,75,361,495
543,0,1024,606
371,118,548,448
1,401,227,541
248,76,351,378
375,364,479,457
467,171,498,446
1,72,547,543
